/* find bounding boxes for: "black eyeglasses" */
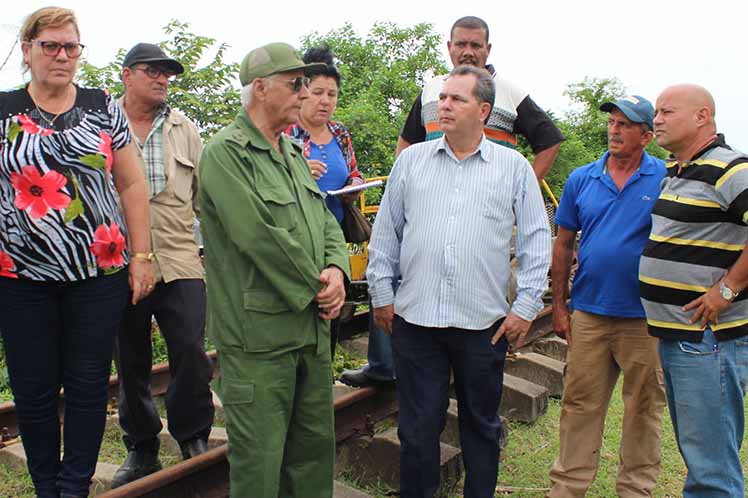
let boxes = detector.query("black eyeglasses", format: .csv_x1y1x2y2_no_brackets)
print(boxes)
278,76,310,93
134,65,177,82
31,40,85,58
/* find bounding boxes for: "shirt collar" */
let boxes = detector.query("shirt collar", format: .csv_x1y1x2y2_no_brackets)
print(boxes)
591,150,657,178
435,134,491,163
118,95,171,121
231,109,300,159
665,133,727,164
154,103,170,121
230,108,271,150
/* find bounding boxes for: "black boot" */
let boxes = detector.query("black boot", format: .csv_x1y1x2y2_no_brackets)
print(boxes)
110,449,162,488
179,437,208,460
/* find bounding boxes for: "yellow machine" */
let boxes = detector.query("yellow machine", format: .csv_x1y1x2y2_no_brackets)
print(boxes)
347,176,387,281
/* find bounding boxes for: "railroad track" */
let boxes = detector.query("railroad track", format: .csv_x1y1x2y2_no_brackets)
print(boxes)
0,312,371,442
0,306,555,498
95,385,398,498
0,352,219,444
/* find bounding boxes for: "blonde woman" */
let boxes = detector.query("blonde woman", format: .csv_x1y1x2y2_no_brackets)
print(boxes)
0,7,152,497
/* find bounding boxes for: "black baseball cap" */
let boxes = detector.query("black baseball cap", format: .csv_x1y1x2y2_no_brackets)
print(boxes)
123,43,184,75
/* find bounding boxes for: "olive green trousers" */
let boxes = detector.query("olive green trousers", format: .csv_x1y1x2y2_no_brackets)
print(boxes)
214,344,334,498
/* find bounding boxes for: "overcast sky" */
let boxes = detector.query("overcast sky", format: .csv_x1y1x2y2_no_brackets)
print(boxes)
2,0,747,151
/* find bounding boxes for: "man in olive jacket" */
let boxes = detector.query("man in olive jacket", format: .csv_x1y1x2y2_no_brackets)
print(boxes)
199,43,350,498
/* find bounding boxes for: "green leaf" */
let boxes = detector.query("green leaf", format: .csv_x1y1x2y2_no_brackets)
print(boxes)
102,266,123,276
79,154,106,169
8,122,22,143
62,198,84,223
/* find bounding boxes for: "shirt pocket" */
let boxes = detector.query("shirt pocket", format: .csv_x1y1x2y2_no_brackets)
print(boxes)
256,185,299,233
173,155,196,203
301,180,324,200
242,290,295,352
300,181,326,219
480,185,512,222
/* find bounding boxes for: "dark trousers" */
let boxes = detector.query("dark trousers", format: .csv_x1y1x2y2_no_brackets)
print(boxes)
114,278,214,451
330,317,340,361
392,315,508,498
0,272,129,498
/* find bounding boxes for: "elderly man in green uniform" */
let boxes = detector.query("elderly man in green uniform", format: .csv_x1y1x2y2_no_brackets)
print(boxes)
199,43,350,498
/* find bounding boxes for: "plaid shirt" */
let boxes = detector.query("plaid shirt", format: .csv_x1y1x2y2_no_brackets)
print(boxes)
284,120,363,185
136,105,170,197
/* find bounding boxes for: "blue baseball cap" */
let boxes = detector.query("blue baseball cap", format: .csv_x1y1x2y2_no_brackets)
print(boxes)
600,95,654,130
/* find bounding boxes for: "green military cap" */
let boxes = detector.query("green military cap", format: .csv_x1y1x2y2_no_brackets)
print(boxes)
239,43,325,86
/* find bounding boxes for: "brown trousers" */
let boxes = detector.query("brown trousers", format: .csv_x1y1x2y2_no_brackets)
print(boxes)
548,311,666,498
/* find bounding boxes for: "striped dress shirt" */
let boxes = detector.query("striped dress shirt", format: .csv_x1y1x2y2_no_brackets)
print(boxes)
367,136,551,330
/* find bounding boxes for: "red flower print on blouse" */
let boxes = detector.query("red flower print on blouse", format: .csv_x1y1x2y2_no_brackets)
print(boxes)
99,132,113,175
10,166,71,219
18,114,54,137
0,252,19,279
90,222,126,269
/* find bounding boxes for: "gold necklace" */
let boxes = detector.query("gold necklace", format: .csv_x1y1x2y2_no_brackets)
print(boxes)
28,85,72,128
34,105,62,127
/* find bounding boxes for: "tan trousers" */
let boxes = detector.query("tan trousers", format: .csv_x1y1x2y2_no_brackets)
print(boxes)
548,311,666,498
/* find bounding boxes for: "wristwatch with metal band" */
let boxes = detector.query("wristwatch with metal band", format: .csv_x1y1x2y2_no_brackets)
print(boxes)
720,280,739,301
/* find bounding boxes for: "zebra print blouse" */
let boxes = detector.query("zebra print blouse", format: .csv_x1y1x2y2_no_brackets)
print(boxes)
0,85,132,282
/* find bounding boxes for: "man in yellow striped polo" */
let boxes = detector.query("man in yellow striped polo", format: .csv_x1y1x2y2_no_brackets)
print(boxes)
639,84,748,498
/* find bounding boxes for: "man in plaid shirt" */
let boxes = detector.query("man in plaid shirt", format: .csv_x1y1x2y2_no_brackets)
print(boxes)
111,42,214,487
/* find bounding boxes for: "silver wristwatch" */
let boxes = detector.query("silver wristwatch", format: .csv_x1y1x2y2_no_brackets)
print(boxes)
720,280,739,301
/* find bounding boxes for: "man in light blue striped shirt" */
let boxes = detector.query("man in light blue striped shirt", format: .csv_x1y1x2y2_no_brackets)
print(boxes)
367,65,551,498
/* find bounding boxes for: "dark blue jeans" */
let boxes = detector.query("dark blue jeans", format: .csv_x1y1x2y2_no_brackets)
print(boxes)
392,315,507,498
0,271,129,498
362,280,400,381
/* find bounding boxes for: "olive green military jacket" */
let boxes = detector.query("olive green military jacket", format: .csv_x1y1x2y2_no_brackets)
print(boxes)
199,109,350,355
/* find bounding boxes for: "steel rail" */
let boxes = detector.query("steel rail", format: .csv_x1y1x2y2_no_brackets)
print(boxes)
0,352,218,444
94,306,552,498
0,311,373,440
96,385,399,498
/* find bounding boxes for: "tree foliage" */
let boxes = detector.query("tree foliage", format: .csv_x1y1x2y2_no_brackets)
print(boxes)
78,20,239,139
564,77,626,158
75,20,669,202
537,77,669,199
300,22,447,177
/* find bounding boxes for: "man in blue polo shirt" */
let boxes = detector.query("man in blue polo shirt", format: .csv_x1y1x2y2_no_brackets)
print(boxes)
547,96,667,498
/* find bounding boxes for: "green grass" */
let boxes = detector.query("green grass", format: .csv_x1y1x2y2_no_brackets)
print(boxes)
498,381,748,497
7,332,744,497
97,417,181,469
0,418,185,498
0,341,11,402
0,460,34,498
335,378,747,498
333,338,367,378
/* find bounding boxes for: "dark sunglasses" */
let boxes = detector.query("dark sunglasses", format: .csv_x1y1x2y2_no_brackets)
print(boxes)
134,65,177,82
278,76,310,93
31,40,85,58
